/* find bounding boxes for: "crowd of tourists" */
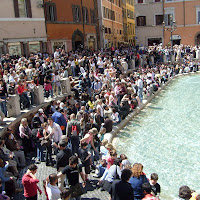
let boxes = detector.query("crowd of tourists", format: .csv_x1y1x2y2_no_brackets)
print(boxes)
0,44,199,200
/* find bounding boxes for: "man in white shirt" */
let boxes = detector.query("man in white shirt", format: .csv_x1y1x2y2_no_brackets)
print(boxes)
54,49,60,59
46,173,61,200
137,76,143,103
48,118,63,154
97,58,104,74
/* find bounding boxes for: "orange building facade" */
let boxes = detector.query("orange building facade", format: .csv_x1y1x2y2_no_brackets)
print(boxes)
44,0,97,53
97,0,124,48
164,0,200,46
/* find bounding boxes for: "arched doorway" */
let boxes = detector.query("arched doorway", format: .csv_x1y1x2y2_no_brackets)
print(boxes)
72,29,84,51
195,33,200,45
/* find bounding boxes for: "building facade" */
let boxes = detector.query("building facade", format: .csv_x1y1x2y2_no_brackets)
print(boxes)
122,0,135,45
44,0,97,53
135,0,163,46
164,0,200,46
97,0,124,48
0,0,47,56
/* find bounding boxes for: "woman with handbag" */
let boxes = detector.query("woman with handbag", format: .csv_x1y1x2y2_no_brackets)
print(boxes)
101,158,122,193
53,71,61,96
35,126,45,164
19,118,33,157
42,123,54,166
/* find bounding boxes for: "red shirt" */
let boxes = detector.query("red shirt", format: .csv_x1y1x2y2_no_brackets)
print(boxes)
142,194,159,200
17,85,24,95
107,157,115,169
22,174,39,198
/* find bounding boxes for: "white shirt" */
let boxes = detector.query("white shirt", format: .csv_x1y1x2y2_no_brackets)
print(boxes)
48,122,62,143
54,51,60,58
138,79,143,89
46,183,61,200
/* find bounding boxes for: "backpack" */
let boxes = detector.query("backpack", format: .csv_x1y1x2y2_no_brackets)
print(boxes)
72,125,79,136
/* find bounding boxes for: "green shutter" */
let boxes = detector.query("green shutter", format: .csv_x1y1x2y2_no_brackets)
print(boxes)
13,0,19,17
26,0,32,18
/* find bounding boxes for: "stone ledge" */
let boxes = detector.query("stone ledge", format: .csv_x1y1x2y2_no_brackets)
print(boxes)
0,91,74,137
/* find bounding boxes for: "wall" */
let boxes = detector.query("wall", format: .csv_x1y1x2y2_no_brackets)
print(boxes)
0,0,46,41
135,0,163,45
164,0,200,46
45,0,97,51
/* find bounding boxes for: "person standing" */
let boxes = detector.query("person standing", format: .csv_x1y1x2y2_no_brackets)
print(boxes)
56,141,72,190
110,168,134,200
22,164,42,200
46,173,61,200
57,156,85,200
137,76,143,103
48,117,63,155
66,114,81,155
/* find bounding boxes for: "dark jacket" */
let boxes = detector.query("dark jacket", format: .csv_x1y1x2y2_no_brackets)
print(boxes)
66,119,81,137
56,148,72,170
110,179,134,200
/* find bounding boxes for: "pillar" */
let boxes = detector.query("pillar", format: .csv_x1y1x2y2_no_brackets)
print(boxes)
33,85,44,105
61,78,71,94
7,95,21,117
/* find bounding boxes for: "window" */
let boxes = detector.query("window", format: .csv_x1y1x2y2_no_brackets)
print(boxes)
138,0,143,3
18,0,26,17
108,28,111,34
198,11,200,24
196,6,200,24
103,7,106,18
164,14,173,26
105,27,108,33
136,16,146,26
13,0,32,18
155,0,161,2
72,5,81,22
127,9,134,19
45,3,57,21
120,30,122,35
91,9,96,24
83,7,89,23
155,15,163,25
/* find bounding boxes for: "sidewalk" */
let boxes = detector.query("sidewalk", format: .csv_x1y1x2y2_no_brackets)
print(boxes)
15,154,109,200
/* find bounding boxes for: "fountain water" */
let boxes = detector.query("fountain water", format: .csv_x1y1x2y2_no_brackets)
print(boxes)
115,74,200,199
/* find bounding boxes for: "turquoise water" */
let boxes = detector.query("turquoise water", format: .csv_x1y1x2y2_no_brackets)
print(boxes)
116,74,200,199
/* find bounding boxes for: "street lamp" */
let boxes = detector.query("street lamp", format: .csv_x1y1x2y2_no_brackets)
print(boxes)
163,15,177,47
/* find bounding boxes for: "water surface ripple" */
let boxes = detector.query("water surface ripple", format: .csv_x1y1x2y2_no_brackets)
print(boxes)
116,74,200,199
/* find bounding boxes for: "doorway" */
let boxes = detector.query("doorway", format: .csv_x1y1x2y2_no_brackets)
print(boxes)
72,29,84,51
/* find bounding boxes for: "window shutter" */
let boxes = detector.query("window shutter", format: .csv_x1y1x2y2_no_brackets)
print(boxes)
45,3,50,21
198,11,200,24
144,16,146,26
86,8,89,23
53,4,57,21
137,17,139,26
26,0,32,18
78,6,82,22
13,0,19,18
72,5,77,22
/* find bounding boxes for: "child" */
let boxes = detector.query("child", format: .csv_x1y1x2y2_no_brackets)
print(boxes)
150,173,161,198
78,142,91,182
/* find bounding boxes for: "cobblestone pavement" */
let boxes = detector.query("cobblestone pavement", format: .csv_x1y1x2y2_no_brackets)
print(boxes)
15,154,110,200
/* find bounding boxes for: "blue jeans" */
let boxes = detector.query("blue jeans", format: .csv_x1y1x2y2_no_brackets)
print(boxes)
36,142,44,161
30,91,34,105
71,66,76,77
71,136,79,155
138,88,143,103
0,98,7,117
